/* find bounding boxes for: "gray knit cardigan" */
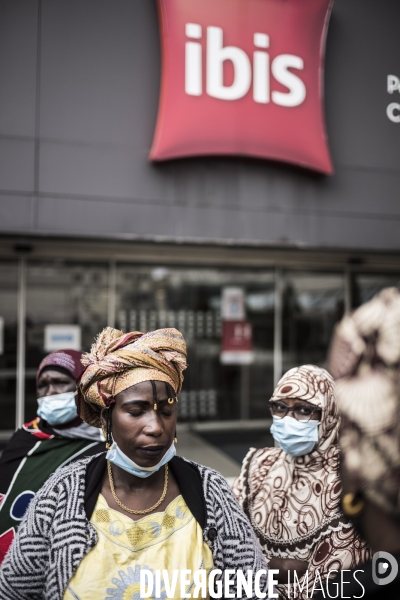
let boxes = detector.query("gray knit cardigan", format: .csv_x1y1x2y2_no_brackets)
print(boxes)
0,454,270,600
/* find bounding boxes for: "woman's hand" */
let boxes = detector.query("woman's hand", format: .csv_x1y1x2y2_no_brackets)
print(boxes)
268,556,309,584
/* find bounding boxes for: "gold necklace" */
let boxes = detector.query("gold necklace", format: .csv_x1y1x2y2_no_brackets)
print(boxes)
107,461,168,515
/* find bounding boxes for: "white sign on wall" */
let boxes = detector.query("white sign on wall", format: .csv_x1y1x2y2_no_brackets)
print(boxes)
44,325,81,352
221,287,246,321
0,317,4,355
387,75,400,123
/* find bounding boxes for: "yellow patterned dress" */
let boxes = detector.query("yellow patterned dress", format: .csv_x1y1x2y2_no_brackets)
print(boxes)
63,494,213,600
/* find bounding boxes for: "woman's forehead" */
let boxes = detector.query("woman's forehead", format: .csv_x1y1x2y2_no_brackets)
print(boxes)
37,369,74,382
271,397,318,406
115,380,168,401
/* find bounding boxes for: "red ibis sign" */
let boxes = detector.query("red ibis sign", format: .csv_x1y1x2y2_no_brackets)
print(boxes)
150,0,334,174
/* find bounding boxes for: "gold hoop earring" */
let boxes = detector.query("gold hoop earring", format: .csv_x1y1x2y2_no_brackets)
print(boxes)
102,425,111,450
102,407,112,450
342,493,364,517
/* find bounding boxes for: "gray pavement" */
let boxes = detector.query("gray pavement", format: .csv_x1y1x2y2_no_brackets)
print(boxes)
176,428,241,484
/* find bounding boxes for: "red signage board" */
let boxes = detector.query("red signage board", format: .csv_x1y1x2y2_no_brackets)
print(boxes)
150,0,334,174
221,320,253,364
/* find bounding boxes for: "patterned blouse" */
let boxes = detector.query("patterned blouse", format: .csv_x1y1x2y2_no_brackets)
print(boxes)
63,494,213,600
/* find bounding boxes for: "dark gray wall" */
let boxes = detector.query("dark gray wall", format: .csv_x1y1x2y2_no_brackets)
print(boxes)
0,0,399,250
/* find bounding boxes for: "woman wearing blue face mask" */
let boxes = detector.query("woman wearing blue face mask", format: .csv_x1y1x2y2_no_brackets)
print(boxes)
0,327,270,600
0,350,106,564
233,365,370,600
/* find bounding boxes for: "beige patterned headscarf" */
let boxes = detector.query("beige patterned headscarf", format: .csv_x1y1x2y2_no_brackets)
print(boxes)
78,327,187,427
329,287,400,517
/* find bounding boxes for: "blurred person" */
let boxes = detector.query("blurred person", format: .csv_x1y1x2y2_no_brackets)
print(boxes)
233,365,370,599
0,328,270,600
0,349,105,564
323,287,400,598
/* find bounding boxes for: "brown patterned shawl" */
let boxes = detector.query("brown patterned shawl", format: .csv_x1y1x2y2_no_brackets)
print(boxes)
329,287,400,519
78,327,187,427
233,365,370,599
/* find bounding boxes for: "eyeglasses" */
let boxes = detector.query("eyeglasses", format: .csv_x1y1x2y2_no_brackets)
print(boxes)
269,400,321,422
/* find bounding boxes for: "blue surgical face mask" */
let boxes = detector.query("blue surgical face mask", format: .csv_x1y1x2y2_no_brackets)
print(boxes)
106,441,176,478
270,415,319,456
37,391,78,426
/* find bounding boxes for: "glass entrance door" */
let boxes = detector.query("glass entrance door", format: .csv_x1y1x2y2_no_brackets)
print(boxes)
24,261,109,423
282,271,345,373
116,265,275,422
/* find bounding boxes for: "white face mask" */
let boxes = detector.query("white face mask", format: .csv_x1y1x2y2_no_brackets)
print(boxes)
37,391,78,426
106,441,176,478
270,415,319,456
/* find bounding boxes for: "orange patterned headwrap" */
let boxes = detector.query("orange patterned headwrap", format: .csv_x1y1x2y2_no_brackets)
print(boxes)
78,327,187,427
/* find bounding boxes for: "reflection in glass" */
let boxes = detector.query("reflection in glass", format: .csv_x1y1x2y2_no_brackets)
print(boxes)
351,274,400,309
24,262,109,423
282,272,344,372
116,266,275,421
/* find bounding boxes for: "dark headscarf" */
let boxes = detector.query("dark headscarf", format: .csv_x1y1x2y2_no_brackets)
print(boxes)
37,349,84,383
